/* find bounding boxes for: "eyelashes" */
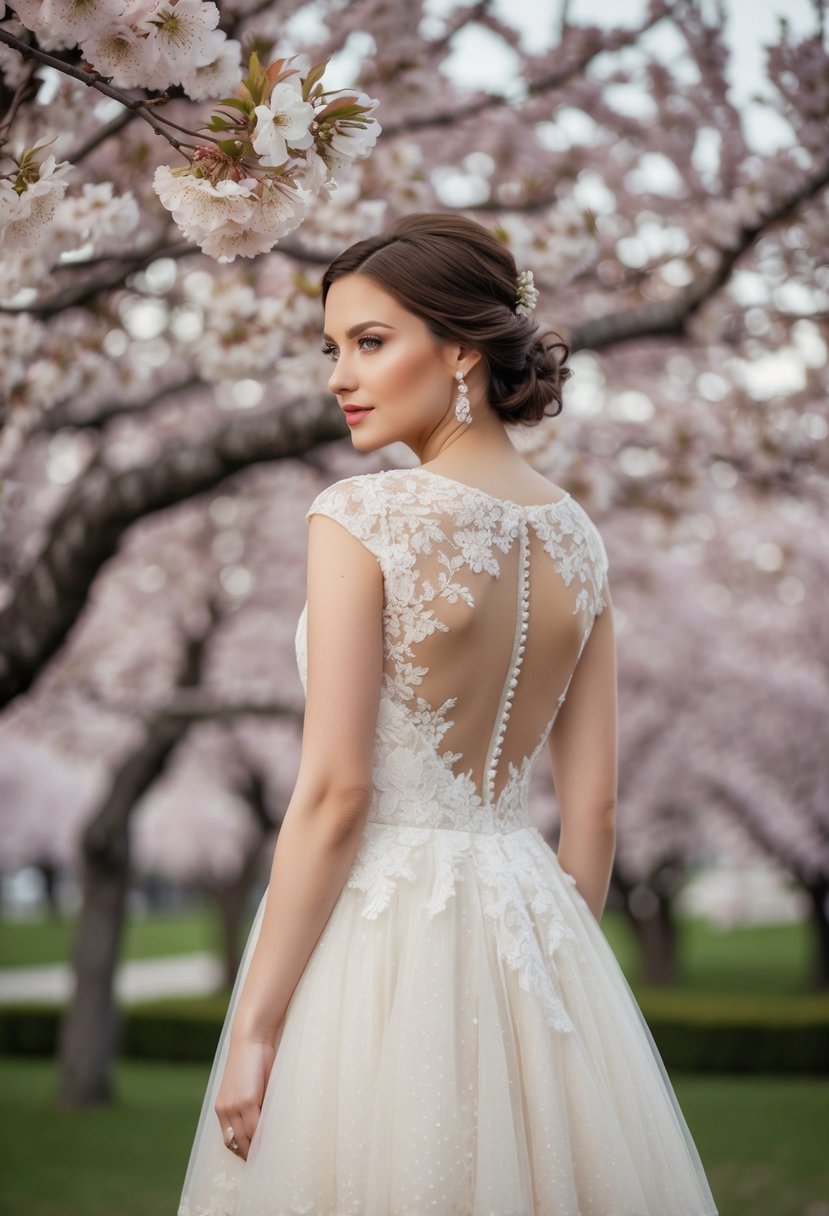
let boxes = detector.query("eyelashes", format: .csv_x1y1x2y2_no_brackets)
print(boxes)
320,335,383,362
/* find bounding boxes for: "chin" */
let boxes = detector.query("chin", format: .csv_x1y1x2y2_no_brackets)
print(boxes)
351,428,394,454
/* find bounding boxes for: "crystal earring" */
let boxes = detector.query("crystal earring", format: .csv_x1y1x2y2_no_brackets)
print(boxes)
454,369,472,425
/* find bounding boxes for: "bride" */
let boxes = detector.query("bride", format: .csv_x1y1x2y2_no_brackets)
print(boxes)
178,212,718,1216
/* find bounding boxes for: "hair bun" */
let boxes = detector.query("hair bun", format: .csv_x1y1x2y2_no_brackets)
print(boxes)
489,328,572,426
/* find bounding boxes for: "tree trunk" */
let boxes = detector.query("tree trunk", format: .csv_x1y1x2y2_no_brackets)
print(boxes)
612,864,681,987
57,820,130,1106
630,892,679,986
213,875,253,991
806,879,829,990
56,715,191,1108
36,860,61,916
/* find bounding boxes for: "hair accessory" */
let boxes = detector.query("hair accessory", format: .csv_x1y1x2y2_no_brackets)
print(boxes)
515,269,538,316
454,369,472,425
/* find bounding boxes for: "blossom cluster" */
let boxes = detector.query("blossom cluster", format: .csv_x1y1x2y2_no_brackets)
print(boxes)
0,141,139,296
152,54,380,262
10,0,242,100
0,9,380,270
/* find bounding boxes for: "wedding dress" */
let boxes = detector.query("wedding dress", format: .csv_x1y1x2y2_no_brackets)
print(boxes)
178,465,718,1216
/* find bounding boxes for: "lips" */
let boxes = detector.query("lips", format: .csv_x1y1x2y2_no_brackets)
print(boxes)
342,405,373,427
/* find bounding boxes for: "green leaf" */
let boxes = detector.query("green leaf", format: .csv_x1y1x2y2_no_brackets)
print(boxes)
302,61,327,99
217,97,250,114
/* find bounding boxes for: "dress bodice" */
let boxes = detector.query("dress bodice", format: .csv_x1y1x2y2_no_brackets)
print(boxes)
294,467,610,837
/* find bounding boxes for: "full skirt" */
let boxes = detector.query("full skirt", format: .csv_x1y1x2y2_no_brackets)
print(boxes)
178,823,717,1216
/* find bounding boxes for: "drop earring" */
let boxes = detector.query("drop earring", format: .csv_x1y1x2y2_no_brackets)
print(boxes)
454,369,472,425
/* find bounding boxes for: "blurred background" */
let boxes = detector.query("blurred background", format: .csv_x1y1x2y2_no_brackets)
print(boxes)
0,0,827,1213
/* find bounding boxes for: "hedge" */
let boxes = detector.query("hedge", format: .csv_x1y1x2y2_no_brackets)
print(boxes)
1,991,828,1073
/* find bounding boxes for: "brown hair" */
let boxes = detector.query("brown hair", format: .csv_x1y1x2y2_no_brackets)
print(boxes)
321,212,571,426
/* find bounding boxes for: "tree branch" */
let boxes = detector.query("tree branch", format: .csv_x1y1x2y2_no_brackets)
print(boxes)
571,159,829,352
381,7,669,137
39,376,203,432
0,393,347,709
67,107,140,166
0,239,197,316
0,27,203,156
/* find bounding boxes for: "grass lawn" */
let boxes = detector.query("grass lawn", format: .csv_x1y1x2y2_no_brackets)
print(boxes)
0,904,818,998
0,1057,826,1216
0,907,219,969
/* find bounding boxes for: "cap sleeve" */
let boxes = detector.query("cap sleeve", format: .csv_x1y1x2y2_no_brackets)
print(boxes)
591,522,610,616
305,474,389,566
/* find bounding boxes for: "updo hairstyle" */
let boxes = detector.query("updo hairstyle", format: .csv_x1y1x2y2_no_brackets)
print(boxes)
321,212,571,426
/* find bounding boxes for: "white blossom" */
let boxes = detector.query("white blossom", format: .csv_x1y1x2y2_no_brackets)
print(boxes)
252,77,315,168
153,166,310,262
139,0,220,88
194,295,286,380
9,1,76,49
80,22,154,88
40,0,128,43
316,92,381,191
55,182,139,248
0,313,43,399
0,154,71,253
328,92,381,160
179,31,242,100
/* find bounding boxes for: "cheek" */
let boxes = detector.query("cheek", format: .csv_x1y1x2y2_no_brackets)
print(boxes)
374,344,444,401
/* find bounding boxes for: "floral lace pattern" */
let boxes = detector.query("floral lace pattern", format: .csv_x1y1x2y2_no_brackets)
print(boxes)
296,468,609,1030
344,820,580,1032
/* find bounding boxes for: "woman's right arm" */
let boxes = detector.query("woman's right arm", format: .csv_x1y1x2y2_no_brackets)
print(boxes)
547,590,618,921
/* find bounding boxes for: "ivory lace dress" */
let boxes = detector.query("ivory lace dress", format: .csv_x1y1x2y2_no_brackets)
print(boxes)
178,466,718,1216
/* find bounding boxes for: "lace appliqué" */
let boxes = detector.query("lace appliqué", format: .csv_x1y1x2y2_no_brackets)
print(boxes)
298,469,609,1034
301,469,609,810
346,821,578,1033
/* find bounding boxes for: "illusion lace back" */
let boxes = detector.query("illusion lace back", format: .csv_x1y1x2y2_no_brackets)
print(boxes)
178,468,718,1216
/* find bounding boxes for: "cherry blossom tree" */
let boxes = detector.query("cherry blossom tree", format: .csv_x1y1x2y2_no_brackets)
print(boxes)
0,0,827,1105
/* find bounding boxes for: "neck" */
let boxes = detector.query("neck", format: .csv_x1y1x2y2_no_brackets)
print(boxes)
413,404,522,470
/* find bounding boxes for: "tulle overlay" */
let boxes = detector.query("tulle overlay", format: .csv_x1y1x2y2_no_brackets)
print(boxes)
179,822,716,1216
178,472,717,1215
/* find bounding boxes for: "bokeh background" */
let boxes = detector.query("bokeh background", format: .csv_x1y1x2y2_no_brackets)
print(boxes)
0,0,827,1213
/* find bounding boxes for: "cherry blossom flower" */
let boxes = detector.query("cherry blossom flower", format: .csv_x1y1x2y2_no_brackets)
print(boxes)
252,77,315,168
138,0,220,90
40,0,128,43
311,91,381,193
328,91,381,159
153,163,310,263
55,182,139,248
0,152,71,252
179,30,242,101
79,22,152,89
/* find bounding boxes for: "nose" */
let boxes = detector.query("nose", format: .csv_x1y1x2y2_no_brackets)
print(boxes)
327,355,357,398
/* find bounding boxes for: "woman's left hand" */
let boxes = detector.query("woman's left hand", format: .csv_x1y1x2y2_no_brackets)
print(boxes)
214,1035,277,1162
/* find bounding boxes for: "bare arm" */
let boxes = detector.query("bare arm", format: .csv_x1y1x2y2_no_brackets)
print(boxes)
547,589,618,922
215,511,384,1159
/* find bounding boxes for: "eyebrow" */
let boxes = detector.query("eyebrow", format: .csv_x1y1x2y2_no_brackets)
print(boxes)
322,321,396,342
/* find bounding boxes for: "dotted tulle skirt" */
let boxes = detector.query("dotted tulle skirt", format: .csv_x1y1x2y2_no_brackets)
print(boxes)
177,824,718,1216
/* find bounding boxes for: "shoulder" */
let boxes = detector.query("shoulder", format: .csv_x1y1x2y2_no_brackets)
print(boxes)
304,472,397,563
568,496,610,568
305,470,394,522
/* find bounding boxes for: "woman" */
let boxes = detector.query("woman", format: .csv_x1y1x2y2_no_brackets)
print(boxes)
178,213,717,1215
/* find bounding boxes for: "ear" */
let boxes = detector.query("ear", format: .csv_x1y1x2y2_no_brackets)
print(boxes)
443,344,483,378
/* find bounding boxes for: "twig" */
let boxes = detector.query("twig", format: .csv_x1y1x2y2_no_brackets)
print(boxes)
381,6,669,136
68,107,136,165
0,58,38,135
0,26,213,158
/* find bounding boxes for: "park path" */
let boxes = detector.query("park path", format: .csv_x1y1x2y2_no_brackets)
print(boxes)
0,953,224,1004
